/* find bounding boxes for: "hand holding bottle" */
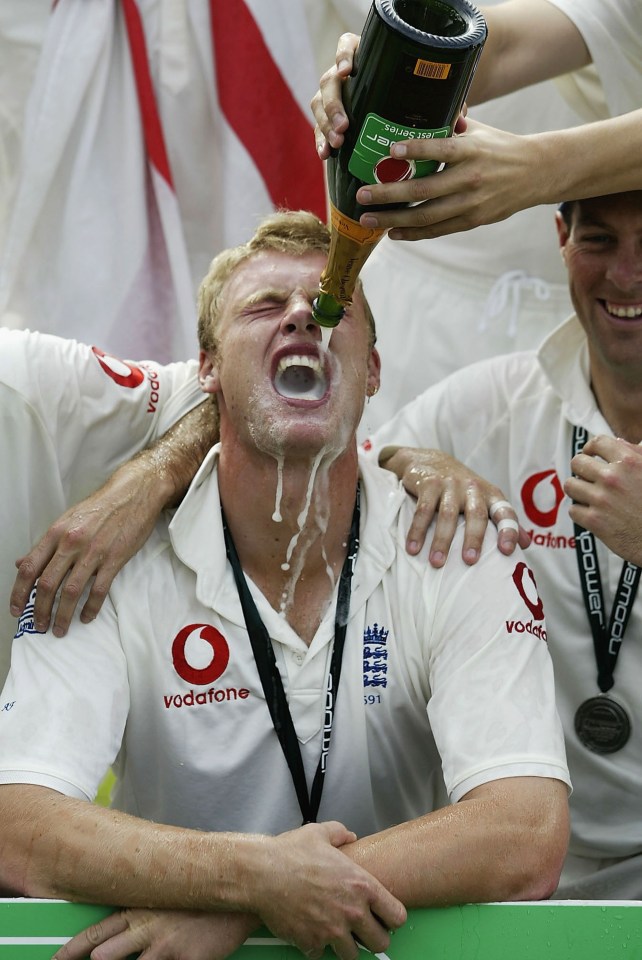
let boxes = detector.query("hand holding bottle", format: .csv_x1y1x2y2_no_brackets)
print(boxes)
348,116,550,240
311,0,486,325
312,32,469,160
311,33,360,160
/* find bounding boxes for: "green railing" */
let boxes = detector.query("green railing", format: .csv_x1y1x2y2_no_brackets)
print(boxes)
2,900,642,960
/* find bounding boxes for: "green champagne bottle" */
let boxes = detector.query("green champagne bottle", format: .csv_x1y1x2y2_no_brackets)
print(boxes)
312,0,487,328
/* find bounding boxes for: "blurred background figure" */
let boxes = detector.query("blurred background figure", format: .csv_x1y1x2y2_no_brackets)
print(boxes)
0,0,331,361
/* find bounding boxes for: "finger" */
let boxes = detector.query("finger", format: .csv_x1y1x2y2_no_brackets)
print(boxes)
406,498,439,557
426,494,460,567
569,451,604,481
487,499,520,557
564,474,592,506
330,934,361,960
10,538,57,619
517,525,532,551
454,109,468,134
357,174,435,212
311,86,347,150
30,555,86,635
304,949,325,960
52,912,128,960
401,471,441,556
335,32,359,72
314,64,350,147
80,926,147,960
359,197,470,239
49,567,100,636
459,488,492,564
79,566,115,624
314,124,333,160
350,912,394,956
567,501,593,532
50,552,117,634
368,887,407,933
322,820,358,848
581,434,633,460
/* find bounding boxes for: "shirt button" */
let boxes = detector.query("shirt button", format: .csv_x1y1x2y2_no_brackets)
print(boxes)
293,652,304,665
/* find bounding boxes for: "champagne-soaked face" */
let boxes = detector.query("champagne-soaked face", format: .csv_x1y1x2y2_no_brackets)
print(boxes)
200,250,380,461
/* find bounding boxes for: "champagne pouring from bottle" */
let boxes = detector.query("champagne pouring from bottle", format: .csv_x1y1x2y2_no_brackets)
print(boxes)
312,0,488,329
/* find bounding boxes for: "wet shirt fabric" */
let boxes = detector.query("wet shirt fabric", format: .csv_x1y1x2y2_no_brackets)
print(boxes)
0,328,201,685
367,315,642,895
0,452,568,839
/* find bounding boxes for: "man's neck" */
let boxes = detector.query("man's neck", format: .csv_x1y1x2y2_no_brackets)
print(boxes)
591,366,642,444
218,444,359,644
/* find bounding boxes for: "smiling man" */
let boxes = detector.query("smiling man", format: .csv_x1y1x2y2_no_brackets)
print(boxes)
0,212,569,959
369,191,642,900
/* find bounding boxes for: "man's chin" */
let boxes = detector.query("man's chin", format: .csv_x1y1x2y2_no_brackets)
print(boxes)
251,416,350,462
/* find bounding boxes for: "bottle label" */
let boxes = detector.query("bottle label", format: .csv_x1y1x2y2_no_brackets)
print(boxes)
348,112,450,185
329,203,386,245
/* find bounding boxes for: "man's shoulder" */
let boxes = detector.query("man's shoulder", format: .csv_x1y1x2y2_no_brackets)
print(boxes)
108,516,176,601
439,349,544,398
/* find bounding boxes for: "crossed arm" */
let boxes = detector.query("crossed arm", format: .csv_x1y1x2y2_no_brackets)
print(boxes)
0,776,568,960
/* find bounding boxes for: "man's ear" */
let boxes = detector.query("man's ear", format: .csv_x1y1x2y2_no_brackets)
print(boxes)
366,347,381,397
555,210,570,264
199,350,220,394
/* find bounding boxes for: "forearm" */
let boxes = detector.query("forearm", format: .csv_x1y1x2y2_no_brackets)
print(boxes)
447,115,642,222
0,785,267,911
343,779,569,906
531,114,642,203
0,784,405,956
132,399,218,508
470,0,590,104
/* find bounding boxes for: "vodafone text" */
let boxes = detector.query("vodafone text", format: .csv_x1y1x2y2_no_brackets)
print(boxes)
525,529,576,549
163,686,250,709
141,363,161,413
505,620,547,642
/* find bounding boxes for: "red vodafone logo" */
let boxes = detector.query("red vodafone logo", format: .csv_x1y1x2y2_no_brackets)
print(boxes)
520,470,565,528
92,346,145,388
172,624,230,685
512,562,545,621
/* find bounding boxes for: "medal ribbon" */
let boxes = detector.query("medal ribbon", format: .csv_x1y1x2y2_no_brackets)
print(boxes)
571,426,641,692
222,487,360,824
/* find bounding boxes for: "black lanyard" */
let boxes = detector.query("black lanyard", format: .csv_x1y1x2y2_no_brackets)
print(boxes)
571,426,641,692
222,487,360,824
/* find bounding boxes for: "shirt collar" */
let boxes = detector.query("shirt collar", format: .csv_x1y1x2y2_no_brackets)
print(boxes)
168,445,408,624
537,314,612,436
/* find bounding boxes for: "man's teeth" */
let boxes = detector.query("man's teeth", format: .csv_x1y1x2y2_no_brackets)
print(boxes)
277,354,323,375
274,354,326,400
605,302,642,318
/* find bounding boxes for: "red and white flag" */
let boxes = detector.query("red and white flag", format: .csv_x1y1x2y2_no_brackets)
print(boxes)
0,0,326,362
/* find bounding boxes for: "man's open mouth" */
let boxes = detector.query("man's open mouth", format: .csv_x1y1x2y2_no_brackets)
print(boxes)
274,354,327,400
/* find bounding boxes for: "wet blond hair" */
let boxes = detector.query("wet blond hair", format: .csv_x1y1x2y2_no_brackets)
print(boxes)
197,209,376,353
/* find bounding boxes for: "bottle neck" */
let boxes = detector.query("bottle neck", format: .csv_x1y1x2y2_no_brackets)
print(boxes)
312,292,344,328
